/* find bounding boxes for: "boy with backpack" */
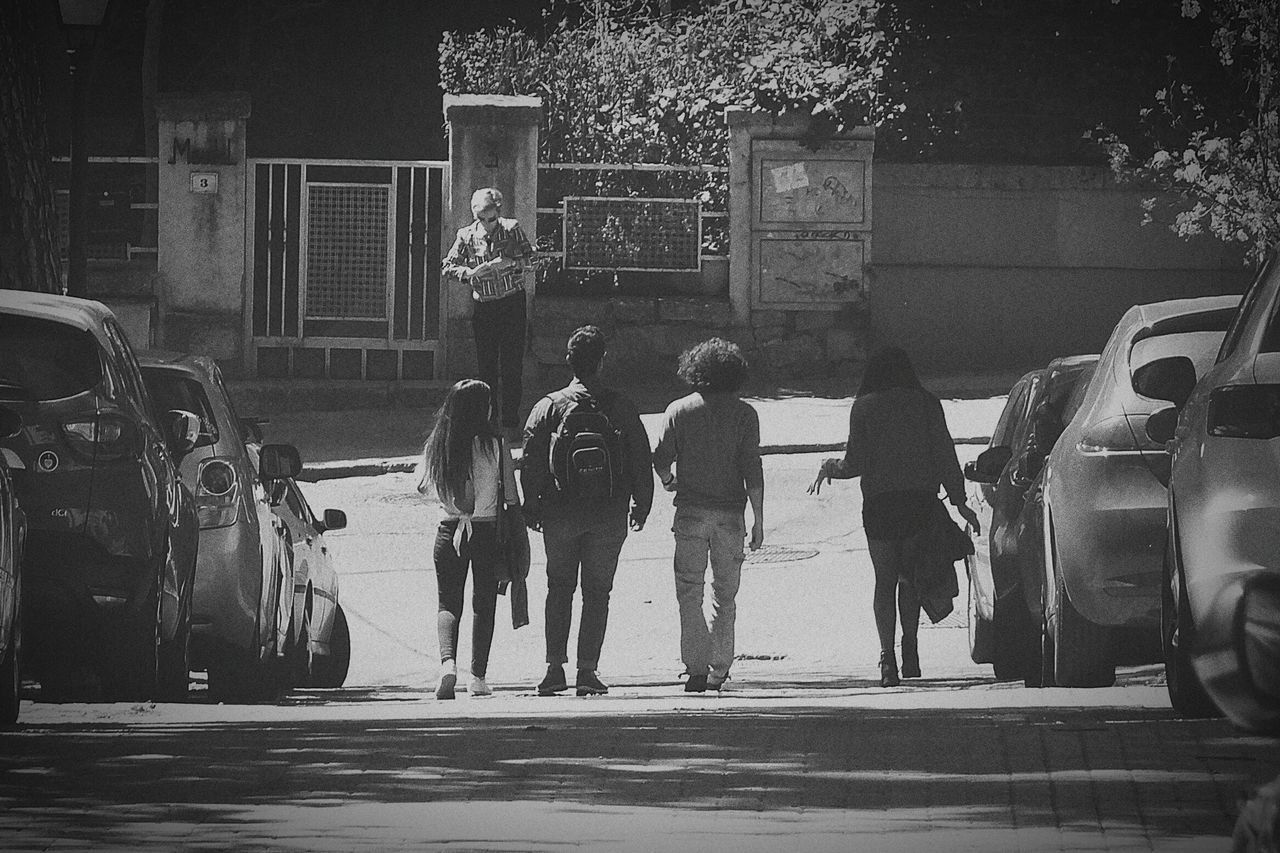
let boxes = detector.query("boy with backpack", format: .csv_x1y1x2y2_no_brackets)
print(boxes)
521,325,653,696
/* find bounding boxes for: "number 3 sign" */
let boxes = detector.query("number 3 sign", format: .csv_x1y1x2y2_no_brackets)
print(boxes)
190,172,219,194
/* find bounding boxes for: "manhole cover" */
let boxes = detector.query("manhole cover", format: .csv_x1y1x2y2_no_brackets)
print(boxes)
744,545,818,564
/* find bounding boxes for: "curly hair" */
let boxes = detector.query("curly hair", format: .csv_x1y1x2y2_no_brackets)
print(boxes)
677,338,748,393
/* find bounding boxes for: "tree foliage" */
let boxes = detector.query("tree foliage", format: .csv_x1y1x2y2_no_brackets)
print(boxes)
439,0,897,167
1099,0,1279,264
0,0,62,293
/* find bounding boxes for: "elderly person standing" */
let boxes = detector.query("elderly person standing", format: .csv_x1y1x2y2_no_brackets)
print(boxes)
442,187,534,439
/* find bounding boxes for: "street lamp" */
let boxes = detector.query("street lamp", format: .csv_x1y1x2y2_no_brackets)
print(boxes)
56,0,110,298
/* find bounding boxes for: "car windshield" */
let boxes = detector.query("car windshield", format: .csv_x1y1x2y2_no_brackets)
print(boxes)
140,368,220,442
0,315,102,401
1129,330,1225,388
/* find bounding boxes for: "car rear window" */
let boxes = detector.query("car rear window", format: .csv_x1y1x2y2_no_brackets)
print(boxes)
0,314,102,401
1129,330,1225,388
140,368,220,442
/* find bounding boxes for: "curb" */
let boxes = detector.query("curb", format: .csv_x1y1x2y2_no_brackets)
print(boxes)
297,437,992,482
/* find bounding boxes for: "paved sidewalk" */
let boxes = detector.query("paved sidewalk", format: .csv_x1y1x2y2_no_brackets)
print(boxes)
262,392,1007,481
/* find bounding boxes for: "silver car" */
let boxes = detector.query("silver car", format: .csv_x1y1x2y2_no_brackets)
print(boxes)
140,354,349,696
1143,253,1280,731
1040,295,1240,687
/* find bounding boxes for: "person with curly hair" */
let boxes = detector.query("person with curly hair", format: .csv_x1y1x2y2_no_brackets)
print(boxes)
653,338,764,692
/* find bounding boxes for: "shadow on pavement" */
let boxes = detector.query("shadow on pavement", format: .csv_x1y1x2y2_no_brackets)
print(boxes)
2,702,1276,850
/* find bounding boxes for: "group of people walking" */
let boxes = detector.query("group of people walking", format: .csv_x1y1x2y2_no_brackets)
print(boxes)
421,185,978,697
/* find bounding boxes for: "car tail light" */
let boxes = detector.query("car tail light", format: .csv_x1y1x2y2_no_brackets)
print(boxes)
1077,416,1139,453
61,414,137,461
196,457,241,528
1208,385,1280,439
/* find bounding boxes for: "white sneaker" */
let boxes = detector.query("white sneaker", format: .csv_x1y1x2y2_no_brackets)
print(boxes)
436,661,457,700
469,676,492,697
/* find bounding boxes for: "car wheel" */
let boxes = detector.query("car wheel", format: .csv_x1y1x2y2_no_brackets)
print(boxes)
1162,536,1220,718
967,566,996,665
1052,570,1115,687
1046,510,1114,687
992,600,1035,682
0,597,20,725
284,607,312,689
309,605,350,689
154,597,190,703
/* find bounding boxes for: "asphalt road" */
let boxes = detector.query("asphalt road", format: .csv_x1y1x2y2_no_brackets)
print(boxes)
4,453,1279,851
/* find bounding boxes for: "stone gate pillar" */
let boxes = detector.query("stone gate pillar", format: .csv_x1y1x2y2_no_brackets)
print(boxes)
442,94,542,378
726,107,875,376
155,92,251,368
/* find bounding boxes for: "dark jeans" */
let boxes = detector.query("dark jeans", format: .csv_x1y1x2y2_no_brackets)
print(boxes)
434,518,499,678
472,292,526,428
542,511,629,672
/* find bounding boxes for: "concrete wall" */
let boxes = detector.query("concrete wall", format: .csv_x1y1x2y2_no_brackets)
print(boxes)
154,93,251,368
871,164,1252,374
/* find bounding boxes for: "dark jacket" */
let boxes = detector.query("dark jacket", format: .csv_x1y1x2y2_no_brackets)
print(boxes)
521,376,653,525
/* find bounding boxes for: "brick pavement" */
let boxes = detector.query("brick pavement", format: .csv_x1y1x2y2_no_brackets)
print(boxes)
2,690,1276,851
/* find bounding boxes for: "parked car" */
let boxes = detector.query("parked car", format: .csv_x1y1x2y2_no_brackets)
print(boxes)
0,292,201,701
139,353,350,696
0,408,28,723
964,355,1097,681
1140,254,1280,730
1039,295,1240,687
265,460,350,689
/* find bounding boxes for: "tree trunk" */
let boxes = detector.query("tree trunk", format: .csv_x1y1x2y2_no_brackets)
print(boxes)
0,1,63,293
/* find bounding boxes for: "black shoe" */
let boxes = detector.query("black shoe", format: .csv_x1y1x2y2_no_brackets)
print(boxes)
879,652,900,688
685,675,708,693
537,664,568,696
575,670,609,696
901,645,921,679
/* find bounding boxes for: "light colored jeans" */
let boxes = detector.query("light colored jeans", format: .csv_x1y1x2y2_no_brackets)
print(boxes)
672,505,745,680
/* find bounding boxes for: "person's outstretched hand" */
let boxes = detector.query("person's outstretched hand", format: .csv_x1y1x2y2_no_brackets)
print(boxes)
807,460,833,495
749,519,764,551
958,503,981,536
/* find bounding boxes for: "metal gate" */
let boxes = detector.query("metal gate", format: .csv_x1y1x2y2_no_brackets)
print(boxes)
246,159,448,380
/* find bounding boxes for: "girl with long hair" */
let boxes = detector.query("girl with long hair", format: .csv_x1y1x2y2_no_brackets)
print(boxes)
417,379,518,699
807,347,980,687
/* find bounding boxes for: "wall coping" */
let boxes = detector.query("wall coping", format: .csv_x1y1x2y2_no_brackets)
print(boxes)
876,162,1119,191
444,94,543,124
156,92,252,121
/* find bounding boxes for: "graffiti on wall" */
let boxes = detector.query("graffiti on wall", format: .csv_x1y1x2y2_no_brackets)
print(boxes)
758,233,865,305
758,159,866,225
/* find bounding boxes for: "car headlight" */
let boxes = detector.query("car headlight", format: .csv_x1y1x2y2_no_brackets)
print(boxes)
1239,575,1280,706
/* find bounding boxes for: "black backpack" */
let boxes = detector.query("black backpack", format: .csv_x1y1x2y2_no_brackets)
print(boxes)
548,390,626,500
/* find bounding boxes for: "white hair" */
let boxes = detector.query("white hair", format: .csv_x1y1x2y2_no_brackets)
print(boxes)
470,187,502,216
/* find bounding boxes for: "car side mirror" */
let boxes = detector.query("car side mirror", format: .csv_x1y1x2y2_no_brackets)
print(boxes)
1133,356,1198,408
259,443,302,480
0,409,21,439
316,508,346,534
163,409,202,457
1146,406,1180,446
964,445,1012,484
1013,449,1044,486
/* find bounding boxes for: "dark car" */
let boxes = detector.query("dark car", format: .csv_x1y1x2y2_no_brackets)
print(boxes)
0,409,27,723
964,355,1098,682
140,352,349,698
0,292,201,701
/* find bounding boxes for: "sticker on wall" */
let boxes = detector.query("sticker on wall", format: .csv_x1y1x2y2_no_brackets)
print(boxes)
770,162,810,194
36,451,59,473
